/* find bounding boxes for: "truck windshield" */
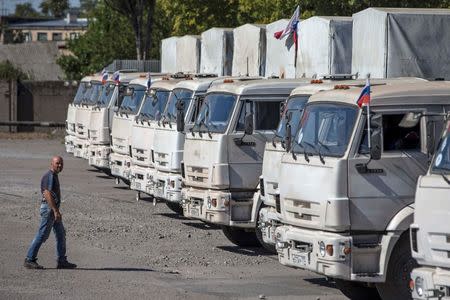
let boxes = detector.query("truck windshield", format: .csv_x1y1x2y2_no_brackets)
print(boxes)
97,83,116,107
80,84,93,104
276,95,309,139
119,85,146,114
164,88,194,122
73,82,88,105
193,93,237,133
86,83,103,105
431,121,450,173
139,89,170,120
293,103,358,157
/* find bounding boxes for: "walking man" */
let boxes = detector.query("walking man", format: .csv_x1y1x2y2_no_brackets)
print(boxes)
24,156,77,269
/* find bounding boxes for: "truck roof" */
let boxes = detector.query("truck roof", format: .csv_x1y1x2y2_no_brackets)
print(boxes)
308,80,450,107
208,78,313,97
148,78,185,91
174,76,261,93
355,7,450,16
80,75,94,83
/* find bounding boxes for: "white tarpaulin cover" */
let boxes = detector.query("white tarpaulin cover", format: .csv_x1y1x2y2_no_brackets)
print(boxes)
232,24,266,76
176,35,201,73
265,19,296,78
200,28,233,76
297,16,353,78
352,8,450,79
161,37,179,73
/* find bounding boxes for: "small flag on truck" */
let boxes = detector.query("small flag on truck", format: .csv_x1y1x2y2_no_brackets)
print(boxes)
112,71,120,84
101,69,108,84
356,78,371,108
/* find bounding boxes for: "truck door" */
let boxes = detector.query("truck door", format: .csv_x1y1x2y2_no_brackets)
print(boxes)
347,112,428,231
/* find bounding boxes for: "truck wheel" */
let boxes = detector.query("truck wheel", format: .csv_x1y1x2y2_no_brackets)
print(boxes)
166,202,183,215
334,279,380,300
376,234,417,300
255,206,276,253
221,226,261,247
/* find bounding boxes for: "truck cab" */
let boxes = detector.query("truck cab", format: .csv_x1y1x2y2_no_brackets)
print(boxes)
65,76,92,154
152,76,228,213
129,77,180,199
109,77,147,184
73,75,103,159
88,73,149,172
273,80,450,300
181,78,311,246
410,107,450,299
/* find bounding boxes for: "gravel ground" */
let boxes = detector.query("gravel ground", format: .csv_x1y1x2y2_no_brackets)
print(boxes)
0,138,347,300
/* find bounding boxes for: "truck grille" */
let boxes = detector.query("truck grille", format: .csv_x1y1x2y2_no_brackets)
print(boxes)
275,194,280,213
283,198,320,226
112,137,127,153
186,165,209,183
154,151,169,167
132,148,150,165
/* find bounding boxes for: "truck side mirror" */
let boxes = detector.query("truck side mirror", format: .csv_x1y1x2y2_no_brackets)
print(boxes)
370,114,382,160
176,100,185,132
285,123,292,152
244,113,253,135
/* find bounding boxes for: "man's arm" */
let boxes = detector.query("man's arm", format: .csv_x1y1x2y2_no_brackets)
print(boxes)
43,190,62,222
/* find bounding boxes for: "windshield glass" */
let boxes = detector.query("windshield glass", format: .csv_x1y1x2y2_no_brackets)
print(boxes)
293,103,358,157
431,121,450,173
80,84,93,104
164,88,194,122
73,82,88,105
193,93,237,133
97,83,116,106
139,89,170,120
119,84,146,114
86,83,102,104
276,95,309,139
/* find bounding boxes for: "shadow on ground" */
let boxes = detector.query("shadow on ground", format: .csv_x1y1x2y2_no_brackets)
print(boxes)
182,222,220,230
216,245,274,256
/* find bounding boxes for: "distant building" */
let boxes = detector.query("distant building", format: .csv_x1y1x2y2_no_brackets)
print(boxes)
0,12,87,44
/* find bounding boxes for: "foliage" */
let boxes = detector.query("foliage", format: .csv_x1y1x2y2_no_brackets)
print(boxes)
0,61,29,80
14,3,42,18
40,0,70,18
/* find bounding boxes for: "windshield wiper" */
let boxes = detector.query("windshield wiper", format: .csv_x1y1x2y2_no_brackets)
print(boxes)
441,171,450,185
316,140,330,165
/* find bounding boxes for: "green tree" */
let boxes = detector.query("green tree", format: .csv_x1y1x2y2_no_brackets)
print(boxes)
0,60,29,80
40,0,69,18
79,0,98,17
14,3,42,18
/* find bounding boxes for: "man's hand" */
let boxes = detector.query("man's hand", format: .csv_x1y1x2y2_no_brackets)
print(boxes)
53,210,62,222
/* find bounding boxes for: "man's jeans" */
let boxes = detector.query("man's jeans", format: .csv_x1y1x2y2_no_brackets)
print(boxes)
26,203,66,262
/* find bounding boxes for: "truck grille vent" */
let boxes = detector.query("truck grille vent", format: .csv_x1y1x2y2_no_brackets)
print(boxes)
275,194,281,213
411,228,418,252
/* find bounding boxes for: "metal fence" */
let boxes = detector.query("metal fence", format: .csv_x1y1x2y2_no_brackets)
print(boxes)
105,60,161,73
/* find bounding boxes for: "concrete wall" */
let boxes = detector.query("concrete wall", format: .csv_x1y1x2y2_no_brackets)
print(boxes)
0,80,77,132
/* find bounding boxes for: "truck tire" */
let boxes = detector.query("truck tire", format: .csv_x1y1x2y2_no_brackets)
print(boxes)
334,279,380,300
221,226,261,247
255,206,276,253
376,233,418,300
165,202,183,215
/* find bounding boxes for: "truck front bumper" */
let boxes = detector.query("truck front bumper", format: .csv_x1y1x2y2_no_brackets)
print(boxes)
259,206,280,246
275,225,352,280
411,267,450,299
153,172,182,203
88,145,111,169
109,152,131,181
74,138,90,159
182,188,254,228
130,165,156,195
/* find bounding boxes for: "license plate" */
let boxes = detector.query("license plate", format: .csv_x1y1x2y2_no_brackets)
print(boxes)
135,182,141,190
113,167,120,175
190,207,200,217
291,250,309,266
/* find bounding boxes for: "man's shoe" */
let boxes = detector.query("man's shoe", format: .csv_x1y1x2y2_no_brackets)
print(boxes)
24,258,44,269
57,260,77,269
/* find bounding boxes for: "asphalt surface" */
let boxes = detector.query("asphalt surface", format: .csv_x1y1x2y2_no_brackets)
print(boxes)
0,138,347,300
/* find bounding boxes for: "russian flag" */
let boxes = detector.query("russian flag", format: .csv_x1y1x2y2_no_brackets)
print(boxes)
101,69,108,84
356,78,371,108
274,6,300,45
112,71,120,84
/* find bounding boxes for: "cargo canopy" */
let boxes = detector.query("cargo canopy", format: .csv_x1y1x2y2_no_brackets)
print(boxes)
352,7,450,79
161,37,179,73
176,35,201,73
200,28,234,76
232,24,266,77
296,16,353,78
265,19,296,78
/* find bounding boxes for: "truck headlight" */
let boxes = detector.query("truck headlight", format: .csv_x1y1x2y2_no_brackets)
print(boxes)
415,277,424,297
319,241,326,257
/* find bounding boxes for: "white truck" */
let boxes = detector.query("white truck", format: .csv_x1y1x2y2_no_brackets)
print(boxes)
109,77,148,185
181,79,310,246
410,106,450,299
152,76,228,213
273,80,450,300
88,72,144,172
129,77,180,200
65,76,93,154
73,75,103,159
